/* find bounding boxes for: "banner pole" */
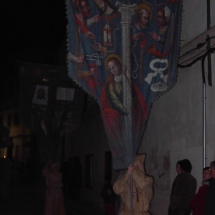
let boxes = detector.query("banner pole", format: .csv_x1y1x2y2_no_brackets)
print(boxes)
130,173,134,215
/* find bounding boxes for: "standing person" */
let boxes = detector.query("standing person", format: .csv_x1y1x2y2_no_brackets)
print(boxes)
101,175,116,215
190,167,211,215
113,154,153,215
204,160,215,215
168,159,197,215
168,160,183,210
43,160,65,215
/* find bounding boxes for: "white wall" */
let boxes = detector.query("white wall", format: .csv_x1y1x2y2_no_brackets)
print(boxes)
138,1,215,214
180,0,207,46
68,110,117,212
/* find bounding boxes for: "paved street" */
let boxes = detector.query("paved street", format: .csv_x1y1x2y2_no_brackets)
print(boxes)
0,181,102,215
0,183,44,215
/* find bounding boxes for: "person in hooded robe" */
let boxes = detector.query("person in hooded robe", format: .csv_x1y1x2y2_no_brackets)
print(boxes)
113,154,153,215
43,160,65,215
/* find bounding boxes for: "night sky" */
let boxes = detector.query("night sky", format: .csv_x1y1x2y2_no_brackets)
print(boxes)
1,0,68,99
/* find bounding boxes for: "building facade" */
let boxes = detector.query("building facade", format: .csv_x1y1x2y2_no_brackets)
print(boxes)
0,1,214,214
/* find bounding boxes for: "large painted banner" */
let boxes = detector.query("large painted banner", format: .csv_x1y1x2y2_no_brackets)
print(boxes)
67,0,181,169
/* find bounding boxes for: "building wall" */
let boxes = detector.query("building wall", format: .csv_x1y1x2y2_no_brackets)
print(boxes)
138,1,215,214
180,0,207,46
67,105,118,212
212,1,215,27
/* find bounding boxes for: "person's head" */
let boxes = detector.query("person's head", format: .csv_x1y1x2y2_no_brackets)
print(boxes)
203,167,211,181
75,0,92,18
94,0,114,14
176,160,182,174
134,154,146,173
157,6,170,28
94,0,106,12
135,3,152,30
180,159,192,173
106,55,122,77
137,8,150,29
209,161,215,179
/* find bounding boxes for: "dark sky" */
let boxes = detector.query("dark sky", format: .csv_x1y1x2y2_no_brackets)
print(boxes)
1,0,67,55
1,0,68,99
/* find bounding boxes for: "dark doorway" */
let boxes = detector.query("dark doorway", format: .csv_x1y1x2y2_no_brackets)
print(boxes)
104,151,112,179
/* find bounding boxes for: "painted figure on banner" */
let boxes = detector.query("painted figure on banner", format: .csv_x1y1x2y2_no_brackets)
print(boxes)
77,63,100,96
148,6,173,56
134,2,152,31
101,54,148,166
145,5,175,93
74,0,99,39
68,52,84,64
92,0,120,52
149,6,170,44
73,0,101,63
101,54,130,148
131,2,153,83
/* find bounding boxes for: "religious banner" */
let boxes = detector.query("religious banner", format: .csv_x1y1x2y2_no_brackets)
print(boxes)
66,0,182,169
19,62,85,162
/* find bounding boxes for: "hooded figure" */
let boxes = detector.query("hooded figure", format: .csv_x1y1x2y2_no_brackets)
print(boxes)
113,154,153,215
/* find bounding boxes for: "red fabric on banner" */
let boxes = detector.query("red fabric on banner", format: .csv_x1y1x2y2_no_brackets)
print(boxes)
101,81,148,144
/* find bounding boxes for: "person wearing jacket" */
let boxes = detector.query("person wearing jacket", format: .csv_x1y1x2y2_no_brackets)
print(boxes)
190,167,211,215
204,160,215,215
168,159,197,215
